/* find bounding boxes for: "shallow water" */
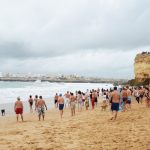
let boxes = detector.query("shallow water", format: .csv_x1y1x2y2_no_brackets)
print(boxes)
0,81,113,115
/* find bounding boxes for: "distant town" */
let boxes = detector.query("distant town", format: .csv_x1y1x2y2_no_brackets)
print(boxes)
0,72,128,84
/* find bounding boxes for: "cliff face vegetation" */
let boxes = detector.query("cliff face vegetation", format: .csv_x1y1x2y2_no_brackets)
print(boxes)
128,52,150,86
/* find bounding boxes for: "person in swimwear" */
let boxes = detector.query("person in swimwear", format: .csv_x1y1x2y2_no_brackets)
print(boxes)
91,90,95,110
85,95,89,110
34,95,38,111
121,87,128,111
69,92,76,116
77,91,83,112
144,87,150,108
28,95,33,113
64,91,70,108
126,87,132,111
110,87,120,121
36,96,47,121
54,93,58,108
14,97,24,122
58,94,64,118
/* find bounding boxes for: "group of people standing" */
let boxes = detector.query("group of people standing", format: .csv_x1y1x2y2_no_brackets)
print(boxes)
13,85,149,122
54,89,101,117
14,95,47,122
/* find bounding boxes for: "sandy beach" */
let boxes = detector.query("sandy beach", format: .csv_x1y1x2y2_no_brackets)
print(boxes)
0,98,150,150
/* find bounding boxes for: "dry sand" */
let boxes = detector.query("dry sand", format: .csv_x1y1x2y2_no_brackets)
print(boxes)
0,98,150,150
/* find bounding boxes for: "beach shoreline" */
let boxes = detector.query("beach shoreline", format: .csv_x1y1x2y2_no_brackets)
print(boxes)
0,98,54,116
0,97,150,150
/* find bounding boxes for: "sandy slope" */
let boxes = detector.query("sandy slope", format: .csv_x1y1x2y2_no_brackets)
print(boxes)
0,98,150,150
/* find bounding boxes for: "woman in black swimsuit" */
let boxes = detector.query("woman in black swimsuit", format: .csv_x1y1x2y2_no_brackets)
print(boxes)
28,95,33,112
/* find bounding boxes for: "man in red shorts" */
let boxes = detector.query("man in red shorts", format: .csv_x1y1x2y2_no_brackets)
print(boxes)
14,97,24,122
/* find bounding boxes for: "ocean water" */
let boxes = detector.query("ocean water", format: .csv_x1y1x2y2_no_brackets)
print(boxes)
0,81,113,104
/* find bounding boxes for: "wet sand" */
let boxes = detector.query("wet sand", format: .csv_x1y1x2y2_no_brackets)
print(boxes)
0,98,150,150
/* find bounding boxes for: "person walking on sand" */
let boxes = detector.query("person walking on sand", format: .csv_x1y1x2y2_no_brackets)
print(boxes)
36,96,47,121
58,94,64,118
126,87,132,110
54,93,58,108
34,95,38,111
110,87,120,121
70,92,76,116
121,87,128,111
14,97,24,122
64,91,70,108
85,96,89,110
91,90,95,110
139,87,144,104
144,87,150,108
77,91,83,112
28,95,33,113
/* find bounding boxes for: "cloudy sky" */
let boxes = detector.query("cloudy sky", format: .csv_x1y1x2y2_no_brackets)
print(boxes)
0,0,150,79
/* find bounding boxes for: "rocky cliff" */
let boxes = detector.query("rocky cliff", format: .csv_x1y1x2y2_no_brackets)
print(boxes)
134,52,150,83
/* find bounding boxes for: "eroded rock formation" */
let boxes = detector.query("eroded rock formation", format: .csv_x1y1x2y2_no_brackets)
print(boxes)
134,52,150,83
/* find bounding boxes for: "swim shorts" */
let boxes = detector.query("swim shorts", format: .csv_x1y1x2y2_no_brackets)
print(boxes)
111,103,119,111
38,107,45,115
122,97,127,102
15,108,23,114
59,104,64,110
127,96,131,104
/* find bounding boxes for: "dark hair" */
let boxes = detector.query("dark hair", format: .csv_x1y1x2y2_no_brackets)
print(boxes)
78,91,81,94
35,95,38,98
39,96,42,99
114,87,117,90
29,95,32,98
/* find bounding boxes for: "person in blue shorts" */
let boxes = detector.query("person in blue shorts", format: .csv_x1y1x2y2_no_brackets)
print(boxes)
58,94,64,118
110,87,120,121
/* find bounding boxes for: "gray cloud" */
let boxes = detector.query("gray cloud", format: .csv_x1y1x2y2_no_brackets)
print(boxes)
0,0,149,78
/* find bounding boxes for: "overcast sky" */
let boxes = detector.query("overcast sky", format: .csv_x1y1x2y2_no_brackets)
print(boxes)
0,0,150,79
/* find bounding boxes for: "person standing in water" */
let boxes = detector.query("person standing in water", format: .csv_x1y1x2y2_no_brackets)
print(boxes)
14,97,24,122
58,94,64,118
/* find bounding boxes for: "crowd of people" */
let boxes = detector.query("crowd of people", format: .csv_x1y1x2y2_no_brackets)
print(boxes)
12,85,150,122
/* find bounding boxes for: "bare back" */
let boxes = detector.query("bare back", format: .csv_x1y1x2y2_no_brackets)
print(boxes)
112,91,120,103
37,99,46,108
70,96,76,102
15,101,23,109
58,97,64,104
